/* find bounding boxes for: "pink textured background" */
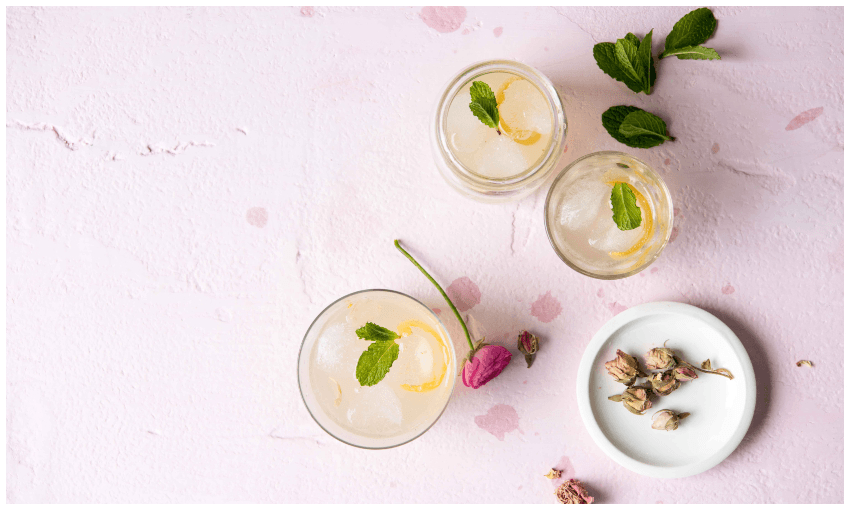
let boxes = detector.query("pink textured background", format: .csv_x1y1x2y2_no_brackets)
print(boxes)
6,6,843,503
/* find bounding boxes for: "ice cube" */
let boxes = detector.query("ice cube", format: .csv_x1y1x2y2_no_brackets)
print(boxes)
391,334,435,386
588,216,644,253
558,177,611,231
315,323,347,372
447,91,489,154
472,135,531,178
348,384,403,430
498,79,553,137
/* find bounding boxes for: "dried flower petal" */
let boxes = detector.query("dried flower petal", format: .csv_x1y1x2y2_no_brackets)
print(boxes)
604,349,646,385
701,359,713,370
612,385,652,415
645,347,676,370
796,360,813,368
545,468,563,480
555,478,594,504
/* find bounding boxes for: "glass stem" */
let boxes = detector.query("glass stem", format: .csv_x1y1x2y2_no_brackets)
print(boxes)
394,240,475,352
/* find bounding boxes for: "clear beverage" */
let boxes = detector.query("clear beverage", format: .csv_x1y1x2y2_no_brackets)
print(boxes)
432,60,567,202
545,152,674,279
298,289,456,448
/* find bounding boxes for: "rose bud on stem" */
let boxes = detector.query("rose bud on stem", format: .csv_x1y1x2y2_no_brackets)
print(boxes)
517,330,539,368
609,384,653,415
395,240,512,389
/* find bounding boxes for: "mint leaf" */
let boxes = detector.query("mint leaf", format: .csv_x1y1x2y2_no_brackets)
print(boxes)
636,30,655,93
593,42,644,94
468,81,499,129
356,322,400,342
660,45,720,60
610,183,642,231
602,106,671,149
355,339,400,386
614,36,643,85
661,8,719,59
619,110,674,141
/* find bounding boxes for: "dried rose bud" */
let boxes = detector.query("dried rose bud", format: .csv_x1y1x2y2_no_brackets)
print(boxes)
517,330,539,368
652,409,690,431
645,347,676,370
604,349,646,386
461,344,512,389
555,478,594,504
649,370,680,396
609,385,653,415
673,366,698,381
545,468,563,480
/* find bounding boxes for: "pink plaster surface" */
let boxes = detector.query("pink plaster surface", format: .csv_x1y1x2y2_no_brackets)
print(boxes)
5,6,843,504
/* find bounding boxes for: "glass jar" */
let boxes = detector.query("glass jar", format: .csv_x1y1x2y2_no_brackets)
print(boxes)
431,60,568,203
544,151,674,279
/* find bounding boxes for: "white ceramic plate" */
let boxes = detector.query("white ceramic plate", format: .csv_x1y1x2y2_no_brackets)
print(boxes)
576,302,756,478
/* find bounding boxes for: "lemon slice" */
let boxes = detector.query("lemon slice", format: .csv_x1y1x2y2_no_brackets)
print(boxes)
494,77,545,146
608,182,654,259
397,320,449,393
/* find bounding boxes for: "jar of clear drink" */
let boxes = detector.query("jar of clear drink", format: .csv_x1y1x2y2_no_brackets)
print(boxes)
545,151,674,279
431,60,568,203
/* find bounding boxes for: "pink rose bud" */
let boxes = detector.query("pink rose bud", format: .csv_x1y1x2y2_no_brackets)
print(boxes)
517,330,539,368
604,349,646,386
652,409,690,431
644,347,676,370
649,370,680,397
555,478,594,504
673,366,698,382
461,344,512,389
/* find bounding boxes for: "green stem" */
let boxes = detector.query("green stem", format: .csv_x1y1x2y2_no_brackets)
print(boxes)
394,240,474,352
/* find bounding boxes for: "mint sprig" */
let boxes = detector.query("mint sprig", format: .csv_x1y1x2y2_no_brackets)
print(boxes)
594,31,656,94
660,8,720,60
602,106,674,149
468,81,500,130
354,322,401,386
611,183,642,231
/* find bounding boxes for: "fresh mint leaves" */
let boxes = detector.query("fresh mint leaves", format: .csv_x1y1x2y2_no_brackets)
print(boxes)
468,81,500,129
602,106,673,149
354,322,400,386
660,8,720,60
594,31,656,95
356,322,401,343
611,183,642,231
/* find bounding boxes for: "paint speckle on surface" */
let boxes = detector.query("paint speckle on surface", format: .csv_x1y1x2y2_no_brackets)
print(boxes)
431,307,441,315
607,302,628,315
544,46,549,51
246,207,268,228
711,143,720,154
669,226,679,243
493,26,503,37
446,276,481,312
596,288,604,298
461,28,470,35
551,456,575,486
300,6,314,17
785,107,824,130
420,7,467,33
563,143,569,153
664,158,670,165
530,292,562,323
474,404,519,440
722,284,735,295
650,267,659,274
